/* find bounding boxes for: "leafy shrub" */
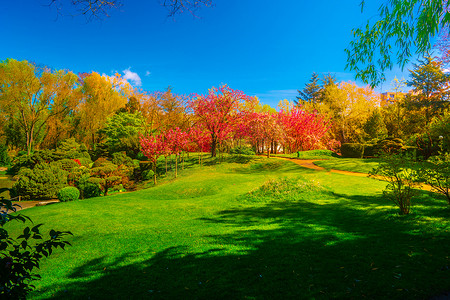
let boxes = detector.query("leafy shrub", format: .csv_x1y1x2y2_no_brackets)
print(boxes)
11,162,68,200
10,150,57,175
0,145,10,166
54,138,91,160
57,186,80,202
89,159,123,196
58,159,81,172
76,178,102,199
0,194,72,299
230,146,255,155
417,140,450,205
341,143,365,158
112,152,134,167
373,137,406,156
369,154,419,215
142,170,155,181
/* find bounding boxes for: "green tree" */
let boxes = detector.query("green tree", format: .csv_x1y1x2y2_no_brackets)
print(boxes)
346,0,450,87
407,56,450,125
89,158,124,196
363,108,388,141
0,59,79,155
100,112,144,156
295,72,322,107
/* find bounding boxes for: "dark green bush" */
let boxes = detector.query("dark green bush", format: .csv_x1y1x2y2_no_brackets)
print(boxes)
0,197,72,299
57,186,80,202
373,137,406,156
76,176,102,199
54,138,91,160
11,162,68,200
362,144,375,157
341,143,364,158
0,144,10,166
230,146,255,155
10,150,57,174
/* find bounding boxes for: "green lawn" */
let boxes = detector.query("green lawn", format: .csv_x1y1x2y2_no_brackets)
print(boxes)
314,158,381,173
5,155,450,299
272,149,341,160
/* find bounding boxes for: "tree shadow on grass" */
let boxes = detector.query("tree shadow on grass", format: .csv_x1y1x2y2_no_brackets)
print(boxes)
39,193,450,299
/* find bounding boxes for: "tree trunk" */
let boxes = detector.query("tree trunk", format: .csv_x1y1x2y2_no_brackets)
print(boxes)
165,156,168,175
175,155,178,178
153,163,157,185
211,134,217,157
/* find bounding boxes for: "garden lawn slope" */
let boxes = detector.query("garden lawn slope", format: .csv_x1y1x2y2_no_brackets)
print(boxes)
5,157,450,299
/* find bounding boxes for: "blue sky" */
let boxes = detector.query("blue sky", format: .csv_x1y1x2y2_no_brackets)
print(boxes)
0,1,413,107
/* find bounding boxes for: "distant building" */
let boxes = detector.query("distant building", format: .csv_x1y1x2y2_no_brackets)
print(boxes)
380,92,406,106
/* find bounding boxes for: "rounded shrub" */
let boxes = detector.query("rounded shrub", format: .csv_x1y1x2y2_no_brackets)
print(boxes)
81,182,102,199
57,186,80,202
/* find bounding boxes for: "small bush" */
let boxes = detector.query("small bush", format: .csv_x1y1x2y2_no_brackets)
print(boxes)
78,181,102,199
230,146,255,156
369,154,419,215
57,186,80,202
142,170,155,181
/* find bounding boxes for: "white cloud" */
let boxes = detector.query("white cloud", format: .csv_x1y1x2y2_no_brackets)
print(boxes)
145,70,151,76
443,68,450,73
122,68,142,86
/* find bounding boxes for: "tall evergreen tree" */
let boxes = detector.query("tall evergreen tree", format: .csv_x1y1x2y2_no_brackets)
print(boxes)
407,55,450,125
295,72,322,106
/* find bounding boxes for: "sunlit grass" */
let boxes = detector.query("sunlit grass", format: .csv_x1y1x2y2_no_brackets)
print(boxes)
4,156,450,299
272,149,341,160
314,158,380,173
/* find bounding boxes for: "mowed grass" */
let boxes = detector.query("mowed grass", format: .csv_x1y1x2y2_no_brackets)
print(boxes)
272,149,341,160
5,155,450,299
314,158,381,173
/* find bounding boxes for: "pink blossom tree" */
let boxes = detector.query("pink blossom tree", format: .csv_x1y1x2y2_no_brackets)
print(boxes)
278,108,331,153
189,85,251,157
140,134,164,184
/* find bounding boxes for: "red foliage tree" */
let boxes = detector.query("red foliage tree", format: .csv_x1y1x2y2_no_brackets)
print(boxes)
242,111,284,157
278,108,331,153
188,126,211,165
189,85,251,157
139,134,164,184
163,127,188,177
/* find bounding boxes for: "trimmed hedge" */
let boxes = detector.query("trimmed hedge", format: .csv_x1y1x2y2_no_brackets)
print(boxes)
341,143,365,158
57,186,80,202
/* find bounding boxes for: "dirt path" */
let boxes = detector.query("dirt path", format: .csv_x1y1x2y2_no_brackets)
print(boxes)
274,156,434,191
6,200,60,213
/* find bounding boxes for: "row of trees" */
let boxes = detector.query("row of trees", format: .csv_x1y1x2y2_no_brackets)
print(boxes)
0,59,332,166
295,55,450,157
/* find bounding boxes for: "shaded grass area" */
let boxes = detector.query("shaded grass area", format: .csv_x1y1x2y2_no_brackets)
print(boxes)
0,174,13,198
4,157,450,299
272,149,341,160
315,158,380,173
